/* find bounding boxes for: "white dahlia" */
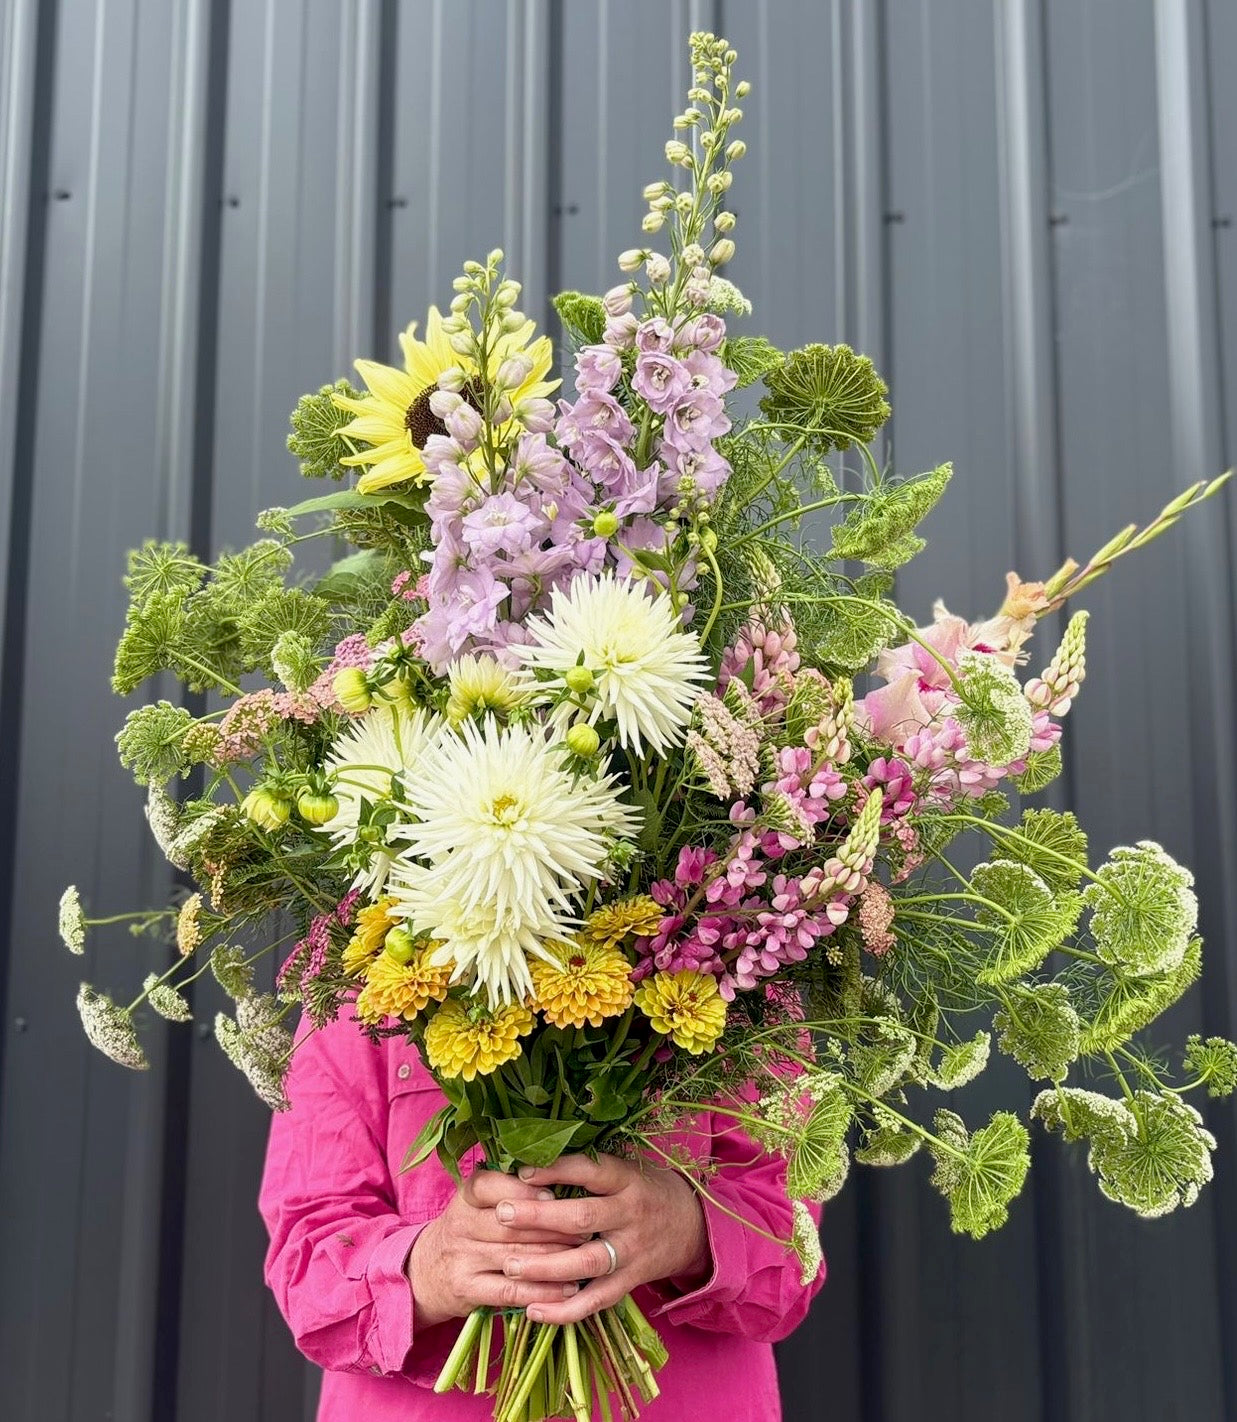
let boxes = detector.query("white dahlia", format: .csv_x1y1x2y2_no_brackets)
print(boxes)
323,706,442,893
518,572,710,756
387,717,640,1005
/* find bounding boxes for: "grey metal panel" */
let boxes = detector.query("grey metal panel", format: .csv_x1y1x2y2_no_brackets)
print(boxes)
1043,3,1227,1417
0,3,204,1420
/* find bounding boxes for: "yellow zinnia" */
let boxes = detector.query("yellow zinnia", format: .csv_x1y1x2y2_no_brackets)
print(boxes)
341,897,398,978
355,947,452,1024
423,998,533,1080
531,939,635,1029
584,895,665,950
332,309,557,494
634,970,727,1054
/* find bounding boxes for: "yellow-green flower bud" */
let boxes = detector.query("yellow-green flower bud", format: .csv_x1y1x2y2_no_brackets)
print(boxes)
564,665,595,695
709,238,736,266
592,509,620,538
383,927,417,965
297,790,339,826
333,667,372,713
565,723,601,758
242,787,292,831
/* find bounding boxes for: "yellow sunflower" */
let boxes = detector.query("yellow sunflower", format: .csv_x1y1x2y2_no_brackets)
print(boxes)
634,970,727,1054
531,939,635,1029
333,309,557,495
584,895,665,951
341,897,399,978
355,946,452,1024
423,998,534,1080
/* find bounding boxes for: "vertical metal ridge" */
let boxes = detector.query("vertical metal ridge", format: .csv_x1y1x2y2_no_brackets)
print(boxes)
1154,8,1237,1419
333,0,381,368
520,0,553,329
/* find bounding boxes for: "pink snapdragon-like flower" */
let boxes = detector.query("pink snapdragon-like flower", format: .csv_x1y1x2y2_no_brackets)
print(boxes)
460,491,543,558
633,350,692,414
574,344,623,393
718,619,802,715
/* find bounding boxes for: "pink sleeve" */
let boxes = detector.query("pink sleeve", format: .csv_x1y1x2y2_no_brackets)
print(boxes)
258,1016,458,1385
646,1107,825,1344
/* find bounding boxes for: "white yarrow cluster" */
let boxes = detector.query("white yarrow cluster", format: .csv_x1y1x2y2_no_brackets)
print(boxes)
77,984,148,1069
145,783,185,867
387,717,640,1005
791,1200,824,1286
518,573,709,755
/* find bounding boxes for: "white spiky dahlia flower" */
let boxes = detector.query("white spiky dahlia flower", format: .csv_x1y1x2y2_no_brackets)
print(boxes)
517,572,709,755
386,716,640,1005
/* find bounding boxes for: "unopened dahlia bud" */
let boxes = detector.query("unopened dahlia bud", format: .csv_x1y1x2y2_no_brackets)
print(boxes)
592,510,620,538
564,665,595,695
333,668,372,713
242,786,292,832
383,927,416,964
565,723,601,758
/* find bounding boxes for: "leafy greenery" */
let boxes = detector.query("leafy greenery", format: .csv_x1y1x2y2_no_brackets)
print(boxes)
287,380,361,480
551,290,606,346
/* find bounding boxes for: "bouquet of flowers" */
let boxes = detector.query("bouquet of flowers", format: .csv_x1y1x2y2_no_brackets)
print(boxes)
62,31,1235,1422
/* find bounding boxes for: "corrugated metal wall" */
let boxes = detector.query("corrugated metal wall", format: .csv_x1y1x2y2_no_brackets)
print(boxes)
1,2,1234,1419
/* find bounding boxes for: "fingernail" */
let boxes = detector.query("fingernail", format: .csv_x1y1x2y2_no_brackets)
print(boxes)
518,1165,535,1181
505,1258,521,1278
536,1188,554,1201
496,1202,515,1223
562,1283,579,1297
527,1308,544,1322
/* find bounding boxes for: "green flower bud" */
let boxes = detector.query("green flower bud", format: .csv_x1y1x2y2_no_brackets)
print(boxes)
592,509,620,538
565,723,601,758
242,787,292,831
383,927,417,965
297,790,339,826
333,667,372,713
564,665,595,695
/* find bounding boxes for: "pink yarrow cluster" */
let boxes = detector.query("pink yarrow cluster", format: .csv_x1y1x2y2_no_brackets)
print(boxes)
276,889,361,1001
408,310,736,671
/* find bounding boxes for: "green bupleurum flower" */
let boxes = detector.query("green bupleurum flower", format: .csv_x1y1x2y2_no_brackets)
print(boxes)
760,342,890,453
1085,841,1198,978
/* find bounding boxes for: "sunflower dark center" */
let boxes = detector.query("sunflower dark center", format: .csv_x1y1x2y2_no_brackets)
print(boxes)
404,377,485,450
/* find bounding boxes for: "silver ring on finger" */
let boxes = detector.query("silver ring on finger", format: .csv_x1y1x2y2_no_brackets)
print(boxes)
599,1236,619,1276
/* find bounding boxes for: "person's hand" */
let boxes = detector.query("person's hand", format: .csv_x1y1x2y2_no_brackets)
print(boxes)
488,1153,710,1325
407,1169,591,1328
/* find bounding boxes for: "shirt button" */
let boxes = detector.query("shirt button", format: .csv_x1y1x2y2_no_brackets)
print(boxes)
397,1063,411,1080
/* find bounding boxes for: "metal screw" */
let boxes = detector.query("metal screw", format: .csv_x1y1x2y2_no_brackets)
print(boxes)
13,1016,27,1032
1048,211,1069,227
52,189,71,201
1213,215,1233,229
386,195,408,209
883,210,906,225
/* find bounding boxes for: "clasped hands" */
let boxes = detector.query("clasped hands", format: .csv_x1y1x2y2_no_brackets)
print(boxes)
408,1153,709,1328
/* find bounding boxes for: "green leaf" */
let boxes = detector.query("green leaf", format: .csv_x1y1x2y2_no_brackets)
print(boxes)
401,1107,449,1173
493,1117,585,1168
722,336,783,389
552,290,606,346
584,1072,634,1123
929,1109,1031,1239
285,487,426,520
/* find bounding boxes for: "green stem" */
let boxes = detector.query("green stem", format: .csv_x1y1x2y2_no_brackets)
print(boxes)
433,1308,485,1395
698,543,726,647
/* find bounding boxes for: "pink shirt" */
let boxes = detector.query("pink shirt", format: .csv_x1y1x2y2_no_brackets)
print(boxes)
259,1016,825,1421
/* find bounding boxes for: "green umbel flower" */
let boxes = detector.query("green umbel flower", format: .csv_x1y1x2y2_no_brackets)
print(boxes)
211,943,255,1001
1085,841,1198,978
77,985,148,1070
1095,1092,1215,1218
829,464,952,569
143,973,192,1022
854,1115,922,1167
1080,936,1201,1053
116,701,194,786
994,981,1082,1081
1183,1035,1237,1098
288,380,362,480
954,651,1033,766
123,540,206,603
785,1074,853,1202
238,587,331,673
926,1030,992,1090
929,1109,1031,1239
271,630,322,692
215,993,291,1110
791,1200,824,1286
970,860,1081,985
995,808,1088,894
760,342,890,453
